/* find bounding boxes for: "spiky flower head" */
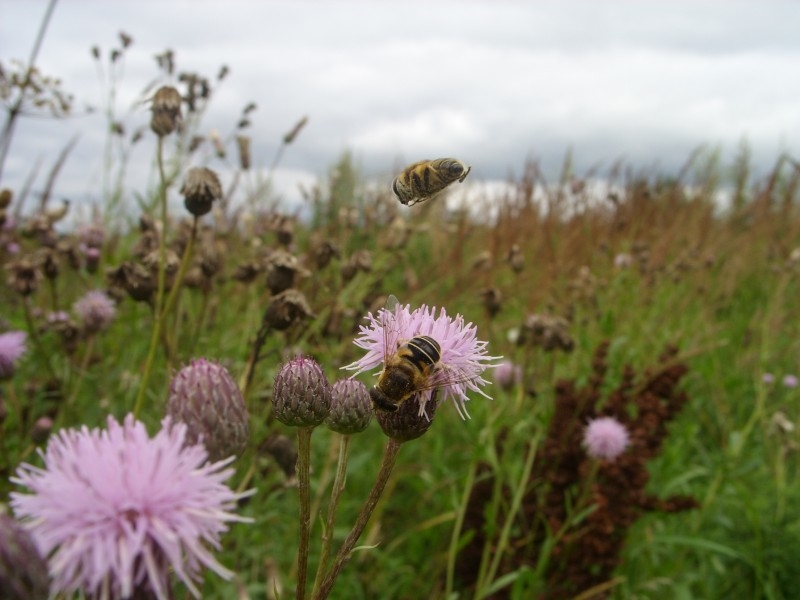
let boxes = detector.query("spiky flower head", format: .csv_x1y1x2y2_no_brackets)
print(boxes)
583,416,630,461
325,379,372,434
0,514,49,600
344,300,500,418
273,356,332,428
376,391,440,442
72,289,116,334
0,331,26,380
11,414,253,600
167,358,249,462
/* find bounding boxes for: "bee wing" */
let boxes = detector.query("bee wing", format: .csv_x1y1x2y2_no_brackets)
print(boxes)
381,295,402,362
413,362,481,393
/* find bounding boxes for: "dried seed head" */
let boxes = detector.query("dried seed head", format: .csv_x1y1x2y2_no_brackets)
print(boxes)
376,391,440,443
6,257,42,296
283,115,308,145
264,250,308,295
106,261,156,303
181,167,222,217
167,358,250,462
507,244,524,273
236,135,251,170
325,379,372,434
480,287,502,318
143,248,181,278
0,188,12,209
340,249,372,282
0,513,50,600
150,86,182,136
312,240,340,270
232,261,262,283
272,356,332,428
263,289,314,331
275,217,294,246
519,314,575,353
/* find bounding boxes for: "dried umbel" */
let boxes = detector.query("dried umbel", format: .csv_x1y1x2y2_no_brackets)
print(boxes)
181,167,223,217
0,513,50,600
167,359,249,463
150,85,182,136
263,289,314,331
272,356,332,428
326,379,372,434
518,313,575,353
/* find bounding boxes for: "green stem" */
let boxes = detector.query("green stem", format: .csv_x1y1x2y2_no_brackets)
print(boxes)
312,435,351,596
477,431,540,599
313,438,402,600
133,136,169,418
446,460,477,597
296,426,314,600
22,298,57,381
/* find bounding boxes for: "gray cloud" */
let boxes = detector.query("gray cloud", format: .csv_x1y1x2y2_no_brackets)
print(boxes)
2,1,799,213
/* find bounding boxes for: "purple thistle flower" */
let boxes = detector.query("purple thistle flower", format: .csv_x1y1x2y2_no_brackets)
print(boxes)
344,300,500,418
783,374,799,388
0,331,27,379
583,416,630,461
11,414,253,600
493,361,522,391
762,373,775,385
72,289,116,334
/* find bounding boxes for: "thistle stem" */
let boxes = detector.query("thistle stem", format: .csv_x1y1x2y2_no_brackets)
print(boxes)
312,434,351,596
313,438,402,600
133,136,168,418
296,426,314,600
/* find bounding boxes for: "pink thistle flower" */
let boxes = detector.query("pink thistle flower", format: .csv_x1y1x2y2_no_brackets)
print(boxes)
11,414,253,600
72,289,116,334
783,374,798,388
583,416,630,460
0,330,27,379
493,361,522,391
344,299,501,418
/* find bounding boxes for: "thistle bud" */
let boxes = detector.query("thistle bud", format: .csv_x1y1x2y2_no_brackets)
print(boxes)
167,358,249,462
326,379,372,434
0,514,50,600
150,86,182,137
376,392,440,443
180,167,222,217
272,356,332,428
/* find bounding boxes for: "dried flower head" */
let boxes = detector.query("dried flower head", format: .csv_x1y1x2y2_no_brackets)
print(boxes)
272,356,332,428
583,416,630,460
518,313,575,353
167,359,249,462
181,167,222,217
283,115,308,144
0,513,50,600
106,261,156,303
236,135,251,170
0,331,26,380
264,250,308,295
6,256,42,296
326,379,372,434
344,299,500,418
150,86,182,136
72,289,116,334
11,414,253,600
507,244,525,273
263,289,315,331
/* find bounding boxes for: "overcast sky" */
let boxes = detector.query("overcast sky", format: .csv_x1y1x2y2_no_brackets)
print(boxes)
2,1,799,214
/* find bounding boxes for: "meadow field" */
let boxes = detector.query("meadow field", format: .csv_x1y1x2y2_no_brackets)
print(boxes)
2,31,800,600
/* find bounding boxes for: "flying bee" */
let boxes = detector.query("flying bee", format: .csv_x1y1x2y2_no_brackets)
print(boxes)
392,158,471,206
370,296,476,412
